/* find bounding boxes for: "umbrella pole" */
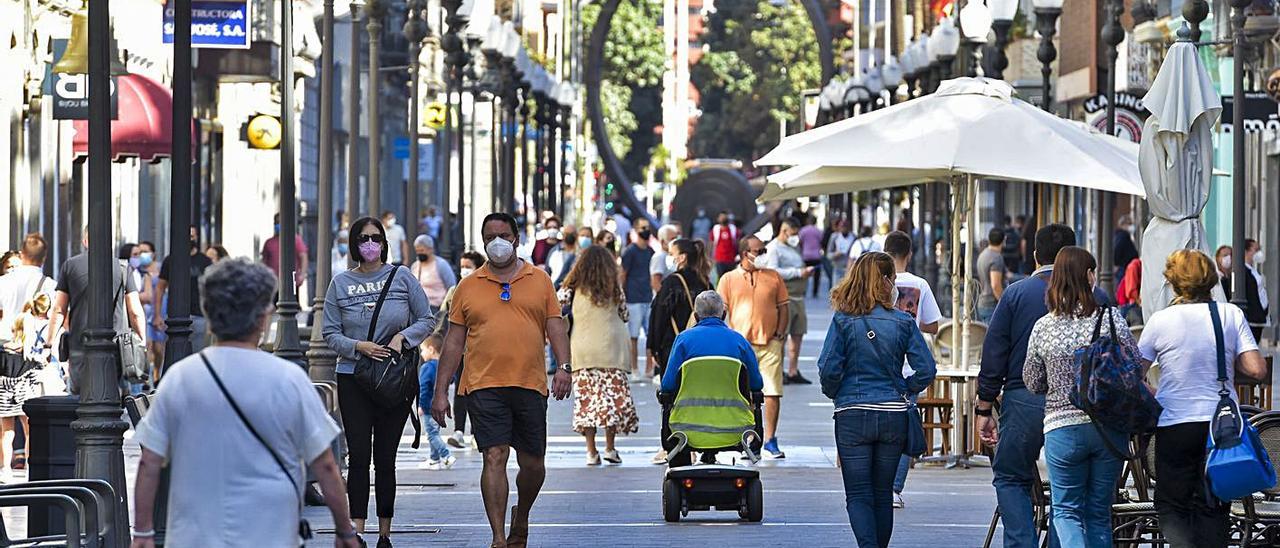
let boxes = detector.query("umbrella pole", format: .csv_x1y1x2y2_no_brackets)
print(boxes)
962,175,976,369
950,177,962,364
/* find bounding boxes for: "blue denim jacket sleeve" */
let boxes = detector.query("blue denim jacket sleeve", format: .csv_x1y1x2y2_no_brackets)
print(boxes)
978,288,1016,402
903,321,937,395
817,320,847,400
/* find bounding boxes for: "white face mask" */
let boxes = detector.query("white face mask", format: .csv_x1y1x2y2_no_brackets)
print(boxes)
485,238,516,265
1221,255,1232,270
666,255,678,271
1253,251,1266,266
385,217,397,228
752,255,768,270
460,267,475,278
786,235,800,247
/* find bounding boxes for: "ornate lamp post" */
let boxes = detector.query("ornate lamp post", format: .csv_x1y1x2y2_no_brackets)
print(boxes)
346,0,364,219
555,82,576,219
309,0,341,381
1033,0,1064,112
882,57,904,104
1183,0,1211,43
1097,0,1124,292
932,18,961,83
1230,0,1252,310
275,0,305,365
441,0,471,261
405,0,429,250
515,48,533,218
960,1,992,77
987,0,1019,80
366,0,386,216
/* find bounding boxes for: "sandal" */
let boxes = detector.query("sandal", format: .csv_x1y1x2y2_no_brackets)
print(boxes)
505,505,528,548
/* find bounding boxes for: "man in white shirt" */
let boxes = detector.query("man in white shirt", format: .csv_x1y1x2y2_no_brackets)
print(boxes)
382,211,410,265
884,230,942,509
650,224,680,291
0,234,54,345
848,225,883,266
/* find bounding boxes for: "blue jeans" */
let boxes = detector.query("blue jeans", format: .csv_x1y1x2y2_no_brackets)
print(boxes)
423,410,451,461
992,388,1059,548
1044,424,1124,548
836,409,906,548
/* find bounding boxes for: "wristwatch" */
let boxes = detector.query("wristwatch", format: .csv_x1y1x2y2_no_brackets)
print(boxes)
974,405,993,417
559,363,573,374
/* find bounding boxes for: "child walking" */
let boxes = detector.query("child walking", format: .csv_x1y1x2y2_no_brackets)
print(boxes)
418,335,455,470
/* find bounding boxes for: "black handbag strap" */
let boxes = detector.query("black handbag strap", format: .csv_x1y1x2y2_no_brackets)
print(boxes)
197,352,299,493
1208,301,1231,396
366,266,400,342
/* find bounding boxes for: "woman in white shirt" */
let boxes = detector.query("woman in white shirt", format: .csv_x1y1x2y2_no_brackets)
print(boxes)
1138,250,1267,548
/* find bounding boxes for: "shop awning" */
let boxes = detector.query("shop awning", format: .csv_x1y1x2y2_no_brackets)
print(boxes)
72,74,173,162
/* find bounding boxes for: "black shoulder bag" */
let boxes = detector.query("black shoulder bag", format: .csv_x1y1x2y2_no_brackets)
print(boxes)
353,266,422,448
198,352,314,542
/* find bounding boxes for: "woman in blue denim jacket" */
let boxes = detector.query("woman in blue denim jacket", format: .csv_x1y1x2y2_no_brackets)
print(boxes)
818,252,936,548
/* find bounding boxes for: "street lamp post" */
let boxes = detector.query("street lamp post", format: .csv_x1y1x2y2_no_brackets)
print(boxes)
1033,0,1063,112
366,0,386,216
347,0,364,220
987,0,1018,80
931,19,960,84
556,83,575,219
1183,0,1211,43
275,0,305,366
405,0,429,256
1097,0,1124,292
309,0,340,380
960,1,992,78
516,51,532,219
81,0,130,544
1230,0,1252,310
441,0,469,261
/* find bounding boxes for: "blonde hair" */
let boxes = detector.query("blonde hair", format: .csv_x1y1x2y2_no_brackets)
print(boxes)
831,252,895,315
1165,249,1218,305
11,294,51,349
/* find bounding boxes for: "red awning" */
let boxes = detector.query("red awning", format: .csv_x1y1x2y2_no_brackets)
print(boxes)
72,74,173,162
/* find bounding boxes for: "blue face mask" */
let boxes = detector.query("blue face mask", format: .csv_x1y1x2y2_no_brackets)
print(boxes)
128,257,141,269
337,243,350,255
138,252,153,267
274,223,281,234
579,236,592,249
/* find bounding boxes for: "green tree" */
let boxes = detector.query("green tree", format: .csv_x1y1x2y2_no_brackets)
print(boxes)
690,0,824,162
582,0,665,182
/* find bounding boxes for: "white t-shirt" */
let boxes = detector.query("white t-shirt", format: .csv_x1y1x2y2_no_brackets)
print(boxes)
133,346,341,547
1139,302,1259,427
0,265,54,344
895,270,942,377
849,237,882,260
385,223,407,264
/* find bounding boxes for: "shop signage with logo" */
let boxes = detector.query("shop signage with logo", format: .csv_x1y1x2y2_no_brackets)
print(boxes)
1084,92,1147,143
50,73,119,120
162,1,251,49
1221,92,1280,134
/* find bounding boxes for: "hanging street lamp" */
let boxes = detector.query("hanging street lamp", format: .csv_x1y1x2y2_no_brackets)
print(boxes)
1033,0,1064,112
960,1,992,77
987,0,1019,80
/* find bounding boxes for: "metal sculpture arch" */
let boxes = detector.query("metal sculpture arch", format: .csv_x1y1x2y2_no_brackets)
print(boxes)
585,0,835,224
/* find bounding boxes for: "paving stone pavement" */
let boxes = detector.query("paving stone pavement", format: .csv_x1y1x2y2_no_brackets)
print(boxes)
3,294,1003,547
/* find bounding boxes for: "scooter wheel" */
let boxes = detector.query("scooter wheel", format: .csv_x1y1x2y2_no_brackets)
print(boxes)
663,478,683,522
741,478,763,522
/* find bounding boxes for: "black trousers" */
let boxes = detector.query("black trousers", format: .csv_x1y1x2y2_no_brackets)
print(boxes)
338,374,411,519
1155,422,1230,548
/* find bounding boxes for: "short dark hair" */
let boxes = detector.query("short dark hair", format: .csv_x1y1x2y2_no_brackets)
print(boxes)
738,235,761,255
884,231,912,259
460,250,486,268
482,212,519,239
781,217,801,231
117,243,136,261
1002,215,1012,225
349,216,389,264
1034,223,1076,267
859,225,873,238
1246,239,1260,252
21,233,47,265
988,227,1006,246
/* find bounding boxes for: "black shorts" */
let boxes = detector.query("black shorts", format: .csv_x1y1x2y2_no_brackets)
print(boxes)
468,387,548,456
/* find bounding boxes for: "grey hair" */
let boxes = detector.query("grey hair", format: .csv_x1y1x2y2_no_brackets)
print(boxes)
199,258,278,342
693,290,726,321
658,224,680,242
414,234,435,249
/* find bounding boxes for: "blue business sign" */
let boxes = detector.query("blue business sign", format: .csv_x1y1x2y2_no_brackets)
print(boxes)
162,1,251,49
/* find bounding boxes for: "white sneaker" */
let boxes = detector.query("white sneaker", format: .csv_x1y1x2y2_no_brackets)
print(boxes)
438,455,456,470
586,453,602,466
892,492,906,509
417,458,440,470
650,450,668,465
602,449,622,464
447,431,465,449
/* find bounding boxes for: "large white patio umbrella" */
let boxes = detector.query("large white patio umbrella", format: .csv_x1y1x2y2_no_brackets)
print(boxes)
1139,26,1223,320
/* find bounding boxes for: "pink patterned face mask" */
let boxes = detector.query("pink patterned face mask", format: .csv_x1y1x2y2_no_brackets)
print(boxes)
358,241,382,263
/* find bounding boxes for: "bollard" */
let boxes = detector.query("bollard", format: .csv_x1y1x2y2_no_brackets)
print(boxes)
23,395,80,537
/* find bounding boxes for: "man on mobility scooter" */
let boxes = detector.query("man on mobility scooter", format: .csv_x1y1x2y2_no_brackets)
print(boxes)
658,291,766,522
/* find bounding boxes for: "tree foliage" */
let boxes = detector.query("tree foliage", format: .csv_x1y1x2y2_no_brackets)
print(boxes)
690,0,824,163
582,0,665,181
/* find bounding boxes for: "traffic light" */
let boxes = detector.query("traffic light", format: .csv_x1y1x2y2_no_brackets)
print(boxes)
603,181,616,212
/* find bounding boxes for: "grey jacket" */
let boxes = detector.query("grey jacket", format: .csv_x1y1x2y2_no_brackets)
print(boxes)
322,264,435,374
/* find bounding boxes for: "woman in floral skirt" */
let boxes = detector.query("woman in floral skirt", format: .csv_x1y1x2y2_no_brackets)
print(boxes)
560,245,640,465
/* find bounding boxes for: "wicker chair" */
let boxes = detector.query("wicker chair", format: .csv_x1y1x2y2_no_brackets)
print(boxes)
1112,434,1164,547
1231,413,1280,547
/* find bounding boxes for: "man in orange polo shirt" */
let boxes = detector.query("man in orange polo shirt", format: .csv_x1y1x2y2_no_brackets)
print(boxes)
717,235,790,459
432,212,571,548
